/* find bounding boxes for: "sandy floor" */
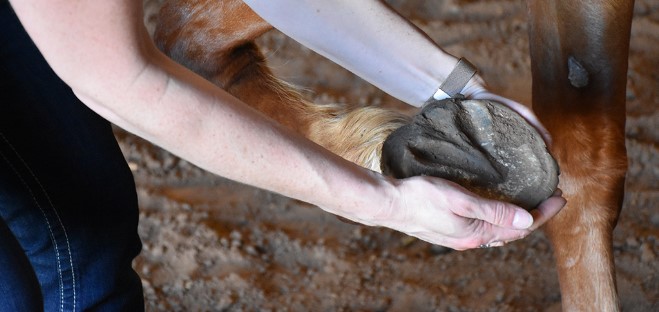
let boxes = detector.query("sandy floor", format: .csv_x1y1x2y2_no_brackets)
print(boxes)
125,0,658,310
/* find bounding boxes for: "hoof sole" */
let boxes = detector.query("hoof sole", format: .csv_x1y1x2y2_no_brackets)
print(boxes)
381,98,559,210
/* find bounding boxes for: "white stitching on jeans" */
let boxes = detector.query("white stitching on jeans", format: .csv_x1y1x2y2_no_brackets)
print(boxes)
16,152,78,312
0,142,63,310
0,133,76,312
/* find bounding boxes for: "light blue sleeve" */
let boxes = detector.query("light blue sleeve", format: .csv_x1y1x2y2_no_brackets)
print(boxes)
242,0,463,106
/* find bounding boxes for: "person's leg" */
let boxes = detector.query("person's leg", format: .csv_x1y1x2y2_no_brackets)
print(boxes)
0,2,144,311
0,217,43,312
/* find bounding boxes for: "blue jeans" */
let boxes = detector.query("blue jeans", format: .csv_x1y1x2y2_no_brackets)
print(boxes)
0,2,144,311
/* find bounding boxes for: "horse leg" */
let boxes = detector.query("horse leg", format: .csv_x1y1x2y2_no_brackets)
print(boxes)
154,0,409,171
526,0,634,310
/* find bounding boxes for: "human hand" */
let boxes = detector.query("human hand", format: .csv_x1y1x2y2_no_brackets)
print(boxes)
372,176,565,250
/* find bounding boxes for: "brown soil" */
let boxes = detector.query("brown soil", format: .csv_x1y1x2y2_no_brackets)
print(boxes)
128,0,658,310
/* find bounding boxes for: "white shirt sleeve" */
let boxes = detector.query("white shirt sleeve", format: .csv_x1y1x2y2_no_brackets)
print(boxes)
242,0,461,106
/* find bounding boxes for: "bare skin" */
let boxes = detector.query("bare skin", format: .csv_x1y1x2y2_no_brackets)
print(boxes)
8,0,565,250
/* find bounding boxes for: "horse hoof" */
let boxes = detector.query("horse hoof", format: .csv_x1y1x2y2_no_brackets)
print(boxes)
381,98,559,210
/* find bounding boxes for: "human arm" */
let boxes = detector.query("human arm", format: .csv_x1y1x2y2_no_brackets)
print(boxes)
8,0,563,249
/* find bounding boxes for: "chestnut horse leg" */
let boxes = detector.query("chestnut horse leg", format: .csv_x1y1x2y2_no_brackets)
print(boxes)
154,0,409,171
526,0,634,310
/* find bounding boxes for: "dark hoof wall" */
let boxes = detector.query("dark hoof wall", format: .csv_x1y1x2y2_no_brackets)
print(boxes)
381,98,559,210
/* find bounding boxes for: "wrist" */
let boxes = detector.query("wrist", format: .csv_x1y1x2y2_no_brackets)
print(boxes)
431,58,479,100
320,170,399,227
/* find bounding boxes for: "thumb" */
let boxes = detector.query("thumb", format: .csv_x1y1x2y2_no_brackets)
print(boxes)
474,200,534,230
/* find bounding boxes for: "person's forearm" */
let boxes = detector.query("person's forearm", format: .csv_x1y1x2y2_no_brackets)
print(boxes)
8,0,393,223
242,0,459,106
105,52,394,223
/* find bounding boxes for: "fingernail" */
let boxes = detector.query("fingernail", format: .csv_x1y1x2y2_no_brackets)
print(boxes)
553,188,563,197
490,241,505,247
513,211,533,229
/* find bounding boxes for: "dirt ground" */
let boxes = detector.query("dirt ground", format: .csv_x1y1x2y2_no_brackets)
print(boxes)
125,0,658,310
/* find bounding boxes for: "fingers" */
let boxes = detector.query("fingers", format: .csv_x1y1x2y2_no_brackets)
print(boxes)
446,190,566,249
479,189,567,247
456,197,533,230
527,188,567,231
468,189,566,248
434,198,528,249
427,223,527,251
385,177,566,251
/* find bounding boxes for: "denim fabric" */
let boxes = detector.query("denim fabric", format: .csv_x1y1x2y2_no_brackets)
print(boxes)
0,2,144,311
